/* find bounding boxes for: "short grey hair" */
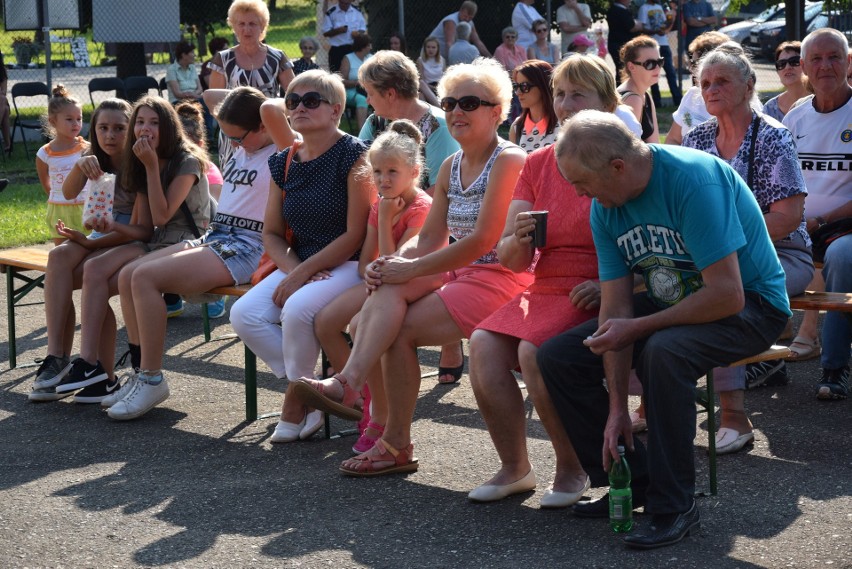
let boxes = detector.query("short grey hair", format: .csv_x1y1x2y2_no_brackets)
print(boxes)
456,21,472,41
801,27,848,60
697,41,755,89
555,110,644,172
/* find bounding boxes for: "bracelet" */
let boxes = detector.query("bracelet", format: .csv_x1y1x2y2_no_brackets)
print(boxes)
815,215,827,228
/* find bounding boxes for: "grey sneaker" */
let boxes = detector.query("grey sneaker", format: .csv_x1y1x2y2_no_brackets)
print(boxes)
816,367,850,400
101,371,139,408
28,386,74,402
107,373,170,420
33,355,72,390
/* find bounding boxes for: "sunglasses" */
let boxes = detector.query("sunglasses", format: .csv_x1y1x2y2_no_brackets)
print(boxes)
633,58,665,71
284,91,332,111
535,28,548,33
439,96,498,112
775,55,801,70
512,82,536,94
504,34,517,39
226,128,252,145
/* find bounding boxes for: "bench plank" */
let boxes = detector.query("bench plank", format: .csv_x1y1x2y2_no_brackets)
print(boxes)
789,291,852,312
0,248,49,273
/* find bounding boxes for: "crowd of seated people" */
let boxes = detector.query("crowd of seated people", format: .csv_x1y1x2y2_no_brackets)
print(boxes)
22,0,851,550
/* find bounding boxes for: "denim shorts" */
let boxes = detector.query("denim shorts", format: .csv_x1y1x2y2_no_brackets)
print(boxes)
185,223,263,285
89,212,132,240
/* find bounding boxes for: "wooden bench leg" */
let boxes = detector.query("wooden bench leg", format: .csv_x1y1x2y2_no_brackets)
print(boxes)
6,268,15,369
245,344,257,421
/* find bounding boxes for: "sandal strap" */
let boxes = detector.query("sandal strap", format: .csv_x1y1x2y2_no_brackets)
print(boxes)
366,421,385,433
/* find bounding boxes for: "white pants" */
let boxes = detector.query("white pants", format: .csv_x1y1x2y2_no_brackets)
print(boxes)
229,261,362,380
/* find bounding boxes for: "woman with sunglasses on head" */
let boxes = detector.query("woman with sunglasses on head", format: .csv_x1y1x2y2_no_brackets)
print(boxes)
526,19,561,65
229,71,374,435
680,45,811,454
763,42,808,122
289,58,531,476
617,35,662,143
509,59,558,152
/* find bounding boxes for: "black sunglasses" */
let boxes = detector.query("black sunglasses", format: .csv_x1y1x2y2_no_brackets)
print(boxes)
775,55,801,70
226,128,252,145
439,96,498,112
284,91,332,111
633,58,665,71
512,82,535,93
535,28,548,33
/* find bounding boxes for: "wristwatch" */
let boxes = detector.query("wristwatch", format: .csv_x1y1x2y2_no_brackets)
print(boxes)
815,216,828,228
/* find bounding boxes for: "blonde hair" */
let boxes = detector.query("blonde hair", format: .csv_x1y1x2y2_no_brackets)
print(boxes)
438,57,513,122
286,69,346,108
359,50,420,100
419,36,443,64
227,0,270,40
552,54,618,112
368,119,424,173
43,84,82,138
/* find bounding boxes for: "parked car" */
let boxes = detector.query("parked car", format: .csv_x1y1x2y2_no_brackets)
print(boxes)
750,2,823,59
719,3,784,47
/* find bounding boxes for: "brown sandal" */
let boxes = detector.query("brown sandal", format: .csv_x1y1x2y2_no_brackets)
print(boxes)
290,374,363,422
340,439,418,477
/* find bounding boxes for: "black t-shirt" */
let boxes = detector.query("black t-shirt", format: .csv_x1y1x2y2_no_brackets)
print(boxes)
607,4,637,52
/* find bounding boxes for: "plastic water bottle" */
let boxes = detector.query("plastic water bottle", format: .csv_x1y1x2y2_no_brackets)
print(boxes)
609,445,633,533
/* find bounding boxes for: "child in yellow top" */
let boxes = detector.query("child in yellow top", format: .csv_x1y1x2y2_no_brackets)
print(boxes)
36,84,89,245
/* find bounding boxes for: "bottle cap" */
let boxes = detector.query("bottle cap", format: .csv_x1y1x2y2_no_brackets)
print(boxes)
617,445,625,453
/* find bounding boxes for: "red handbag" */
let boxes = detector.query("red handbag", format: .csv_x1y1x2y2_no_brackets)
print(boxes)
250,141,300,286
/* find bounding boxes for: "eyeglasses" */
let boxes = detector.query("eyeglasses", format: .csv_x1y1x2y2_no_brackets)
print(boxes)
775,55,801,70
440,96,498,112
633,58,665,71
226,128,252,145
284,91,332,110
504,35,517,39
512,82,535,93
535,28,548,33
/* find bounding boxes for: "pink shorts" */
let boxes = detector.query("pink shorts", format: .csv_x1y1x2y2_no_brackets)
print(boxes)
435,264,534,337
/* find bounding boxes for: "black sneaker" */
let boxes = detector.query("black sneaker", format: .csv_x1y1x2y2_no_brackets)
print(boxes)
816,367,849,400
33,354,72,390
745,359,789,390
73,378,120,404
55,358,108,393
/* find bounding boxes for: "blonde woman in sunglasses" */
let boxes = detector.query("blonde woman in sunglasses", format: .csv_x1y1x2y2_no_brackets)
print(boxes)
617,35,662,143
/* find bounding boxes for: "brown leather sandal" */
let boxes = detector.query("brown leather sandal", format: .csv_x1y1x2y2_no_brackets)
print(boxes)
290,374,363,422
339,439,418,477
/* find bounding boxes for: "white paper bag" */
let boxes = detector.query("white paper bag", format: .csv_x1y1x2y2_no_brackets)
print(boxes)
82,173,116,229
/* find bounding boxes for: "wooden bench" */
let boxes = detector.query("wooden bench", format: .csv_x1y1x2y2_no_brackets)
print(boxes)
789,291,852,313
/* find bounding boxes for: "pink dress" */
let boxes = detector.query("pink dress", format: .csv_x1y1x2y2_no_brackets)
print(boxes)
476,146,599,346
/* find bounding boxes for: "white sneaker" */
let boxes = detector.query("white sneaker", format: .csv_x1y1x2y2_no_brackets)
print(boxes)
101,371,138,408
107,374,170,420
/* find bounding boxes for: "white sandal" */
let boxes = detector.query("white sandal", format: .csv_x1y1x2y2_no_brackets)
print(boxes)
785,335,821,362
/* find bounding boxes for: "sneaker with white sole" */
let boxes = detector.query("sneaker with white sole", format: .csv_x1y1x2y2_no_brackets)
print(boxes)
33,355,72,390
207,296,227,319
816,366,849,400
55,358,108,393
28,386,74,402
745,359,788,390
74,378,120,404
101,371,138,408
107,373,170,420
166,298,184,318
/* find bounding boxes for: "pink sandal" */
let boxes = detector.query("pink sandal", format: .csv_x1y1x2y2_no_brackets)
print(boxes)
340,439,418,477
352,421,384,454
290,374,363,422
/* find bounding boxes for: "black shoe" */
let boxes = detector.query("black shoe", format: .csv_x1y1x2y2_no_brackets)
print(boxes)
623,500,700,550
73,378,120,403
572,490,647,518
0,179,8,193
816,366,850,400
55,358,108,393
745,359,789,390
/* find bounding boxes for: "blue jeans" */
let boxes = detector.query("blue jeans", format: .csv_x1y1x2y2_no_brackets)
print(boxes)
650,45,682,108
821,233,852,370
537,292,787,514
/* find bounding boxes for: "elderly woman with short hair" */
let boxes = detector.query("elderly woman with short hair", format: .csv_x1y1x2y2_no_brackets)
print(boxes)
682,44,812,454
291,58,532,476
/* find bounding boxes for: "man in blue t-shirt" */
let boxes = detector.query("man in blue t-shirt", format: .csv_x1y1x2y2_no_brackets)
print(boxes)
536,111,790,550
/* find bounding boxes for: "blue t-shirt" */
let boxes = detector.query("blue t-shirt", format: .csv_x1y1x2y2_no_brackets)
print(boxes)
591,145,791,317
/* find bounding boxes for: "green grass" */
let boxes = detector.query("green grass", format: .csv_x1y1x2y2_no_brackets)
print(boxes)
0,182,51,247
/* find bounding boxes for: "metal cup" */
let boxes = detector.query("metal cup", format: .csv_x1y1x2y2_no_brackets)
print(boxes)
529,210,548,248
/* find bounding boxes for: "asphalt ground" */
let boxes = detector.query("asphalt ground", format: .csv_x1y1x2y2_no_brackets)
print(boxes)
0,244,850,568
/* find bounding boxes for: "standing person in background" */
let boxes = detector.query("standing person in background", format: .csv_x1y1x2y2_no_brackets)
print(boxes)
512,0,544,49
322,0,367,73
166,41,204,105
208,0,295,165
617,36,662,143
683,0,717,50
430,1,490,60
0,51,11,154
417,36,446,106
557,0,592,57
637,0,681,108
448,22,480,66
606,0,641,75
36,85,89,246
527,19,561,64
293,37,321,76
